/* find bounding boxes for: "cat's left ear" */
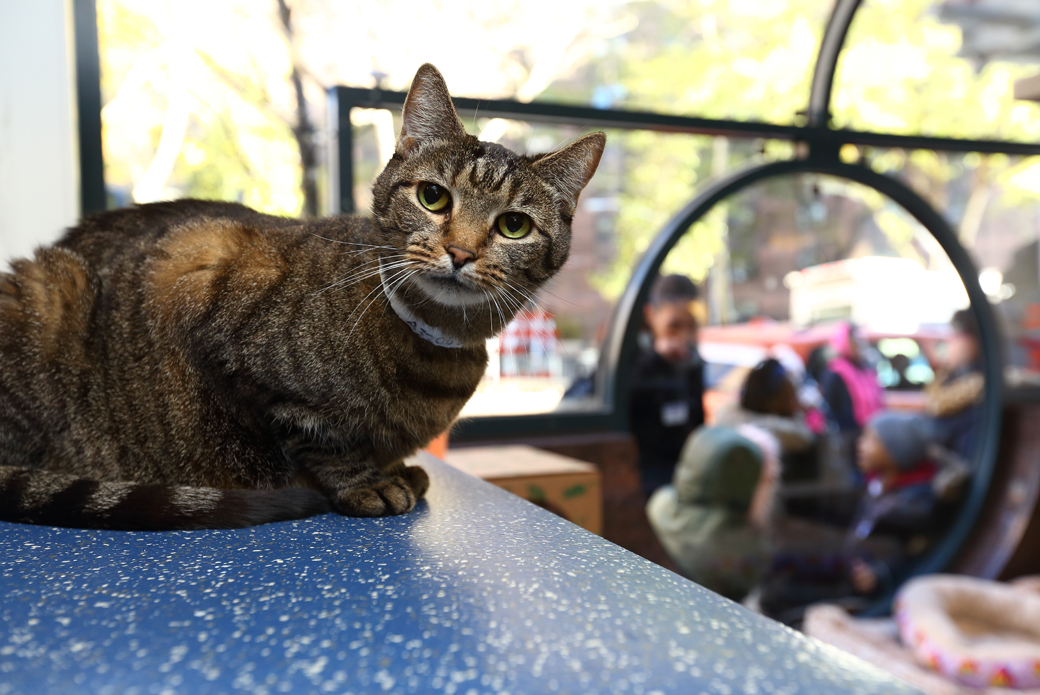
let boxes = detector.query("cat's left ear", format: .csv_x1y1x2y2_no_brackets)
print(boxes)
531,133,606,214
397,64,467,156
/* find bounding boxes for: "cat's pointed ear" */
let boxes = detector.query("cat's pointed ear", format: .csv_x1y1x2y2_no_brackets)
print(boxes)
531,133,606,214
396,64,466,156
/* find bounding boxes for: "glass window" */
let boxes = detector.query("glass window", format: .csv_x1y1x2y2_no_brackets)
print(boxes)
353,122,784,417
97,0,313,214
831,0,1040,141
594,0,828,124
844,146,1040,382
346,108,794,418
96,0,833,222
657,173,971,427
95,0,630,214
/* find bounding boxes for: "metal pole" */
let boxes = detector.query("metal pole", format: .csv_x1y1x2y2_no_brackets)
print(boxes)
73,0,106,215
806,0,864,130
327,89,355,215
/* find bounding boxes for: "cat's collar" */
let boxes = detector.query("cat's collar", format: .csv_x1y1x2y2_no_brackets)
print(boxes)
380,265,465,349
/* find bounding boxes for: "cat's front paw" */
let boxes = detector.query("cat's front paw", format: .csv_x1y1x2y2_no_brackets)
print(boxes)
334,476,418,517
399,464,429,499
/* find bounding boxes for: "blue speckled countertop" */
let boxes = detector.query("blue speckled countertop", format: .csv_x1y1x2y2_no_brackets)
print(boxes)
0,454,919,694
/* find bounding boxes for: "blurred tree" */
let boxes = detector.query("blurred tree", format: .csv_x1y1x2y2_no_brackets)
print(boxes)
586,0,826,304
276,0,319,217
97,0,624,216
99,0,304,213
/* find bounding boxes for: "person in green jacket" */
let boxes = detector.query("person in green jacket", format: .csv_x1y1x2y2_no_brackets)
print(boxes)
646,425,779,601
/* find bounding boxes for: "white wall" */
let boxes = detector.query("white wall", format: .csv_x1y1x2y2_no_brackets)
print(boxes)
0,0,79,266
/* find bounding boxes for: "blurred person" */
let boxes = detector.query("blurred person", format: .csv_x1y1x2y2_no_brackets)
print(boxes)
647,425,780,601
927,308,984,460
560,315,611,401
798,346,831,437
842,412,941,596
770,343,825,431
715,358,815,456
760,411,941,621
629,274,705,494
821,323,884,434
806,345,831,386
818,323,884,478
886,353,915,391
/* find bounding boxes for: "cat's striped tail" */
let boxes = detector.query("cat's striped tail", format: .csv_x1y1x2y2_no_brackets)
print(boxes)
0,467,331,531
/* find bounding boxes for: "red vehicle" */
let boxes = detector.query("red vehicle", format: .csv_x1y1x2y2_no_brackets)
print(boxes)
698,318,953,423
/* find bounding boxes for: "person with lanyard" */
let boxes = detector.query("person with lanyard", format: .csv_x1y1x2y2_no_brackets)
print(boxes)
628,274,705,495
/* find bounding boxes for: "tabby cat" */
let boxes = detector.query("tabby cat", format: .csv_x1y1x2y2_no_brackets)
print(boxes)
0,64,605,530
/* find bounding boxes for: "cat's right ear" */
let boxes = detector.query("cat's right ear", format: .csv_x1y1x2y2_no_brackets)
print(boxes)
397,64,466,156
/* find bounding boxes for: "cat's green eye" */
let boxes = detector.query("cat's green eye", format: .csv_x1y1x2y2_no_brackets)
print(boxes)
496,212,532,239
417,182,451,212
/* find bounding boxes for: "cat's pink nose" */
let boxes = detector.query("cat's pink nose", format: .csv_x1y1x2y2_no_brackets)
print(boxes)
446,245,476,269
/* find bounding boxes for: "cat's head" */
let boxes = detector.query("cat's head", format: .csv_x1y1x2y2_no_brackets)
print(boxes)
371,64,604,342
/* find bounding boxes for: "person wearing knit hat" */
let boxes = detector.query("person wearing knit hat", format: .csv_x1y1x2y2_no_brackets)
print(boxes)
846,411,942,597
757,411,943,621
860,412,935,473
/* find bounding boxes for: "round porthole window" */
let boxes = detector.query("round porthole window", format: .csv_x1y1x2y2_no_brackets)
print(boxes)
605,157,1002,616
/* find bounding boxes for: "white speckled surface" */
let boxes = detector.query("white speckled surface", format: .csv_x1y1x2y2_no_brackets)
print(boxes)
0,454,920,694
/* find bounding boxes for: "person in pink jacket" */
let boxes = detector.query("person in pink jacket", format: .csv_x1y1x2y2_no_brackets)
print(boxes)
820,323,884,456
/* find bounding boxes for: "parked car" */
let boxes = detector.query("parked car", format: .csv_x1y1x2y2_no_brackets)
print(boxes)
698,319,952,423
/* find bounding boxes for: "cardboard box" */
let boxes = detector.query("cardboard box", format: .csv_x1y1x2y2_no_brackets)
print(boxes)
443,445,602,535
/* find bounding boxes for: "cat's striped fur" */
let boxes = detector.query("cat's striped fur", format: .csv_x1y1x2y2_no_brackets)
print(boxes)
0,64,604,530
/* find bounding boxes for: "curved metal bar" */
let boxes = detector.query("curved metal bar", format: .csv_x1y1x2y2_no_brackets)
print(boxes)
807,0,864,130
602,158,1003,608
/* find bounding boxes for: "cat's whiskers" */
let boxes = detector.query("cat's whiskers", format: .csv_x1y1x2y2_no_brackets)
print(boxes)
487,288,510,335
466,271,516,331
480,288,493,330
332,257,411,287
315,267,396,297
341,263,409,324
329,244,390,259
374,267,442,337
486,283,521,327
498,291,528,328
314,255,416,297
488,275,526,311
502,279,547,322
497,278,574,360
313,236,397,263
481,287,506,334
350,265,430,340
498,275,541,308
315,253,396,291
343,264,418,340
524,280,589,311
309,234,394,251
